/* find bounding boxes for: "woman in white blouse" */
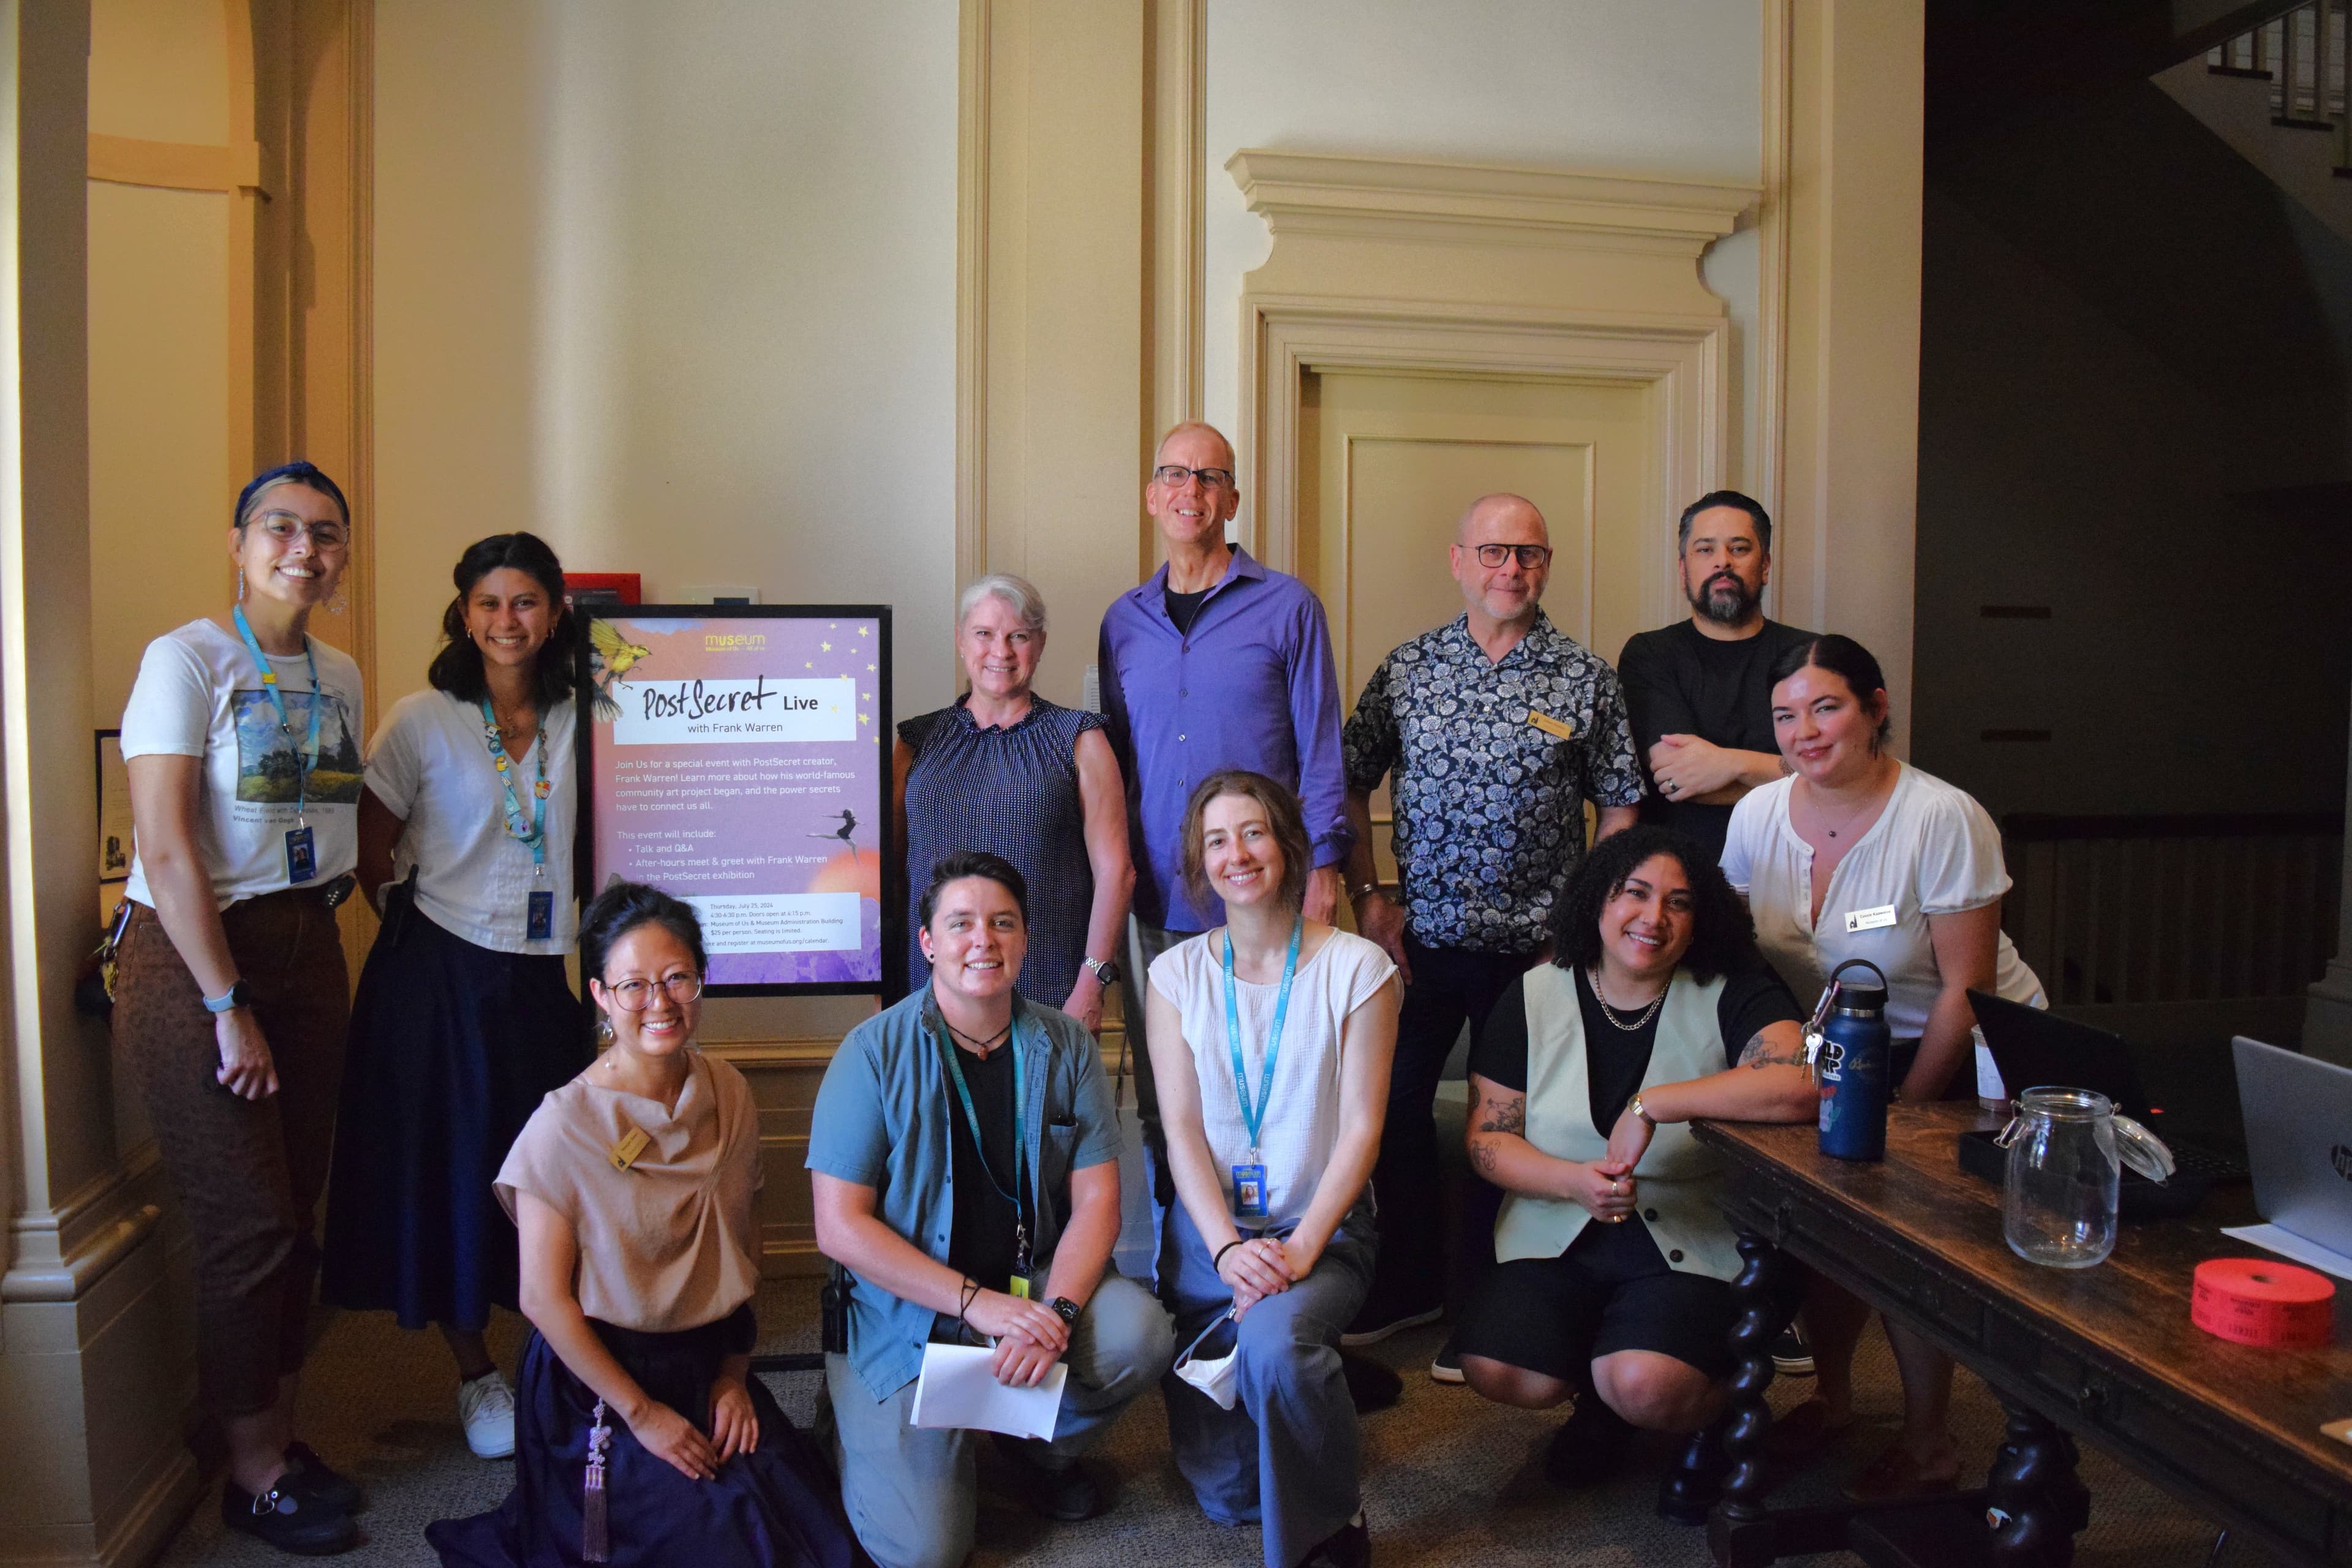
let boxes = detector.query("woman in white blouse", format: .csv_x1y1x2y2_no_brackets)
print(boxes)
1146,770,1400,1568
1720,633,2045,1500
321,533,586,1462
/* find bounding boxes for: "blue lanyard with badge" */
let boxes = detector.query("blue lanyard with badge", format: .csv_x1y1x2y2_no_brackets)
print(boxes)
479,699,555,940
934,1017,1035,1295
1222,914,1302,1221
232,605,323,884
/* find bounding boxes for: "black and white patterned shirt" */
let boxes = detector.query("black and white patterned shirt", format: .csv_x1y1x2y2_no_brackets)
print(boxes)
1343,612,1642,953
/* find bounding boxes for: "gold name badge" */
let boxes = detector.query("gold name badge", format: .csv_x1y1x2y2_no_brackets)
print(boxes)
608,1125,652,1172
1527,709,1576,741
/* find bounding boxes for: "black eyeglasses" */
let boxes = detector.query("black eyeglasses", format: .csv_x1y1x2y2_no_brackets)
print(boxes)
1153,464,1235,491
1471,543,1553,569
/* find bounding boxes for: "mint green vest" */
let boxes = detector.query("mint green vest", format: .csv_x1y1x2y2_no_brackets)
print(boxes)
1492,965,1741,1282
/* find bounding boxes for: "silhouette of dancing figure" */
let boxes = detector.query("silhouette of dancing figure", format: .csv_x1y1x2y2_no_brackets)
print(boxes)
809,809,859,863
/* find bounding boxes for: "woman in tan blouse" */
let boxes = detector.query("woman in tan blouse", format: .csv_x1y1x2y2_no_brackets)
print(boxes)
427,882,855,1568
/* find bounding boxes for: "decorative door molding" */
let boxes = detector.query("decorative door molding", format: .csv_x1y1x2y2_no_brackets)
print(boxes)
1228,150,1754,634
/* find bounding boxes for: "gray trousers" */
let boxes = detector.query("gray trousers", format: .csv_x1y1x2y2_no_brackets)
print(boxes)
1159,1201,1376,1568
824,1267,1175,1568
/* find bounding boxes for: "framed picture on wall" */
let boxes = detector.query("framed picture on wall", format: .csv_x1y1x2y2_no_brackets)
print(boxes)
576,604,892,995
96,729,130,884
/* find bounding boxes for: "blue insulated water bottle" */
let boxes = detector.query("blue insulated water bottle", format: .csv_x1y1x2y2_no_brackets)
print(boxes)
1812,959,1891,1162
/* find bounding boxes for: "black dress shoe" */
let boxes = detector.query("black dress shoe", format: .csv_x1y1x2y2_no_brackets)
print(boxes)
221,1479,358,1556
991,1435,1108,1522
283,1441,365,1513
1302,1515,1371,1568
1543,1394,1634,1490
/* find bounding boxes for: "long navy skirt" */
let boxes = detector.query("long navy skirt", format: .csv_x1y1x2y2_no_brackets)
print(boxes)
427,1308,861,1568
320,909,587,1330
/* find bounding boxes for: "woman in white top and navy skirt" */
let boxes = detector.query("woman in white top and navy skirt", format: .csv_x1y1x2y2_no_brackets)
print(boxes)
1719,632,2045,1501
322,533,587,1461
1146,770,1401,1568
113,461,369,1555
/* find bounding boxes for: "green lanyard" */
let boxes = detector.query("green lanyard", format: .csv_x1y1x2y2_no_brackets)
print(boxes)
933,1014,1033,1271
477,698,549,873
230,604,322,819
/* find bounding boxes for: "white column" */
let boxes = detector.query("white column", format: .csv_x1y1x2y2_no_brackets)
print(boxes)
2304,679,2352,1067
0,3,200,1562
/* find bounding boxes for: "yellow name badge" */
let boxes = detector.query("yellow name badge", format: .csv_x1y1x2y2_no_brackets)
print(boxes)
1527,709,1576,741
608,1125,652,1172
1008,1276,1031,1300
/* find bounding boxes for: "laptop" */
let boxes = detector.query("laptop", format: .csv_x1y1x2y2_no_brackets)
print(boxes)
1968,992,2249,1185
2231,1036,2352,1267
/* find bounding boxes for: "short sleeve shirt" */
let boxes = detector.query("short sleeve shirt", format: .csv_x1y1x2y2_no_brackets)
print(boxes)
366,691,578,954
1150,928,1396,1227
1342,612,1642,952
1721,764,2046,1039
120,619,365,908
1616,618,1815,862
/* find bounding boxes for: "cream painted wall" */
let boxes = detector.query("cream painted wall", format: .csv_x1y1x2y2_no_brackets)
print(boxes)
1204,0,1766,540
374,0,960,720
86,0,233,734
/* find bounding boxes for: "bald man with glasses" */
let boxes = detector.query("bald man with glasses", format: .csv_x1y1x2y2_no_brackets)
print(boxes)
1337,493,1640,1374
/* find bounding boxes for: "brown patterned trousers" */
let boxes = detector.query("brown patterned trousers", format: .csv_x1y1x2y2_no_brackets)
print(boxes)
113,889,349,1419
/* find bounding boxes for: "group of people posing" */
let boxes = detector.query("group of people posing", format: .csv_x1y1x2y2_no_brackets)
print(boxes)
111,424,2043,1568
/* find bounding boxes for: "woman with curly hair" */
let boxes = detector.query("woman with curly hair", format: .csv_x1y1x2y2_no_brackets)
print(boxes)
1453,826,1816,1518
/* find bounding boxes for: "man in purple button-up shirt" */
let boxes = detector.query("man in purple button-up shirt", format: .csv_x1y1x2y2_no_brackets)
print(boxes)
1097,421,1353,1194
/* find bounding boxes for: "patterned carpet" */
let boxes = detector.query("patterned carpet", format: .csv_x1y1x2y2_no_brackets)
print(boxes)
148,1278,2265,1567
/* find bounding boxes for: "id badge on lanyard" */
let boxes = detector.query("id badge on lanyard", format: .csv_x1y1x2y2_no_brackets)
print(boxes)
481,699,553,938
284,826,317,884
1223,917,1301,1224
527,887,555,941
233,606,323,886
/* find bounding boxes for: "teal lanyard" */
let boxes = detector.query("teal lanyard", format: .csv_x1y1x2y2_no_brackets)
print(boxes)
477,698,549,873
933,1014,1031,1257
1222,916,1303,1161
231,604,322,820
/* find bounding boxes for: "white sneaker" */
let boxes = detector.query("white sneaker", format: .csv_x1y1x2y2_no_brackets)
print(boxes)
458,1371,516,1459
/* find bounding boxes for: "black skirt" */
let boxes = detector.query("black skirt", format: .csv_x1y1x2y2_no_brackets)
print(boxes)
426,1308,861,1568
321,908,588,1329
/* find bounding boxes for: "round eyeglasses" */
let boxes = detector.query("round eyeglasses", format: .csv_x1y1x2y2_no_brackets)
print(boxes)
604,972,706,1011
251,510,351,551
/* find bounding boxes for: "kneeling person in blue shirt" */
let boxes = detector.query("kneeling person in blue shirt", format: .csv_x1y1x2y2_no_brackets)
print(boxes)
810,850,1175,1568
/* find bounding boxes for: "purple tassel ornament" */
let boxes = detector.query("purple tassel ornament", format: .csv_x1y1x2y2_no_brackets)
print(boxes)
583,1399,612,1562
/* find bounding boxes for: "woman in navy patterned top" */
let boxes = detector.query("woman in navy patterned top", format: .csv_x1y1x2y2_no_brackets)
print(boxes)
892,575,1134,1031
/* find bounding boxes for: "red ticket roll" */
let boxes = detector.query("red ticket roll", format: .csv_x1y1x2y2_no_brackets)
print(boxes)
2191,1257,2336,1349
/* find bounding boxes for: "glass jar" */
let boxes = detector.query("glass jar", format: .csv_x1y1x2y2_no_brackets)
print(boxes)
1997,1087,2175,1268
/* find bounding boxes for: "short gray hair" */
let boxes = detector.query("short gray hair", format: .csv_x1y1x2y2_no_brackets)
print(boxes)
956,572,1048,638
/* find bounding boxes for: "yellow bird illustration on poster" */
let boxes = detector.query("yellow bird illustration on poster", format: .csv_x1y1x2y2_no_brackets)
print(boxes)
588,620,653,722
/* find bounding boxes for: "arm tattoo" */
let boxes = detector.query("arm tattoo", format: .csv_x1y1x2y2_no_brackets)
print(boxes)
1468,1140,1499,1177
1476,1093,1527,1136
1738,1031,1807,1070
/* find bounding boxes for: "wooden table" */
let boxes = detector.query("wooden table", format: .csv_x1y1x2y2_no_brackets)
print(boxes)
1693,1104,2352,1567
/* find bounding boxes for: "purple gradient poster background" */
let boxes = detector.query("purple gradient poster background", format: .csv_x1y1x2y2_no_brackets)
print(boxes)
585,609,888,990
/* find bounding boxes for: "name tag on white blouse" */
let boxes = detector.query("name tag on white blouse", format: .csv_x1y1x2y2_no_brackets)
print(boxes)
1845,905,1899,933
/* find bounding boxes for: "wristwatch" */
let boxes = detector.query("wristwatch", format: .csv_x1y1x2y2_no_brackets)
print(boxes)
203,979,253,1015
1627,1090,1656,1128
1049,1296,1082,1325
1082,956,1121,986
1348,880,1382,902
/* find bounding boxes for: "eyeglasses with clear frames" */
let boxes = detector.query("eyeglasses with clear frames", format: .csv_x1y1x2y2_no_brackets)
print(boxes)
1153,464,1235,491
1472,543,1553,570
605,972,706,1011
253,511,351,551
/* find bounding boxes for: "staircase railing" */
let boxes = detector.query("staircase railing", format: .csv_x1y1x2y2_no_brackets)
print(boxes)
2208,0,2352,167
2002,811,2343,1045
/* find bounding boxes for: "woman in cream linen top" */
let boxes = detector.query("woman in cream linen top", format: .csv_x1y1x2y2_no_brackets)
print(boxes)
429,883,857,1568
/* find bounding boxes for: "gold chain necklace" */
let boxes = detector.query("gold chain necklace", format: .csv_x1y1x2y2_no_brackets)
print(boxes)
1589,968,1667,1031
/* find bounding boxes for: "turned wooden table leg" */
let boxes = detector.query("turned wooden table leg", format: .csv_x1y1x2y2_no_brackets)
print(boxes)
1986,1400,2089,1568
1708,1229,1798,1566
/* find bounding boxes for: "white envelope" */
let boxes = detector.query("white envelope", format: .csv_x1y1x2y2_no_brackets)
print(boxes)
907,1343,1067,1441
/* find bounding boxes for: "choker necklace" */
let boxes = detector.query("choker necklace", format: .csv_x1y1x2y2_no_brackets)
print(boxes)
1589,968,1667,1032
946,1019,1014,1057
